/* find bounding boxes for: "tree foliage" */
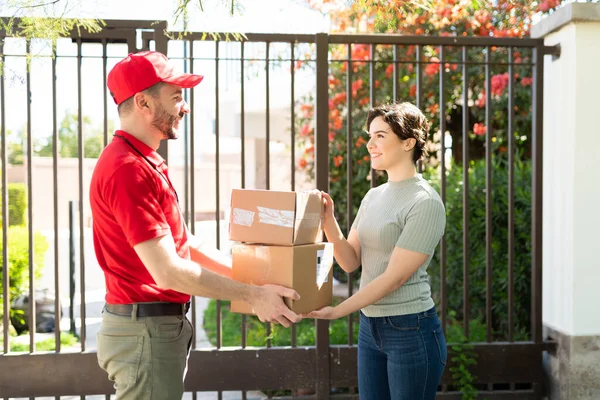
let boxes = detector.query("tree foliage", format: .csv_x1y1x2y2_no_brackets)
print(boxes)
2,111,110,163
35,111,112,159
293,0,578,339
1,1,104,41
1,0,242,44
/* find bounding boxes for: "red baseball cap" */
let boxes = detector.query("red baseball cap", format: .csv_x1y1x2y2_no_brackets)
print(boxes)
107,51,204,105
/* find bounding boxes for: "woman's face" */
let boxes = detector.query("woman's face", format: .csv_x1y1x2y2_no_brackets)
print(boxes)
366,116,409,171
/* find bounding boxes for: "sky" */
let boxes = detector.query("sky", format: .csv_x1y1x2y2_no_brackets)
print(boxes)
1,0,330,161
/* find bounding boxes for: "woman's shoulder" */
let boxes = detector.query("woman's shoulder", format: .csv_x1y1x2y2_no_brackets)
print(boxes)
412,177,442,201
402,180,445,218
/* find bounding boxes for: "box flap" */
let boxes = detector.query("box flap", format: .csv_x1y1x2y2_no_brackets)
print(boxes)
293,191,324,245
290,243,334,314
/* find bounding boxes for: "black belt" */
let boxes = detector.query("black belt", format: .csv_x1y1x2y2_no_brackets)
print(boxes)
105,301,190,318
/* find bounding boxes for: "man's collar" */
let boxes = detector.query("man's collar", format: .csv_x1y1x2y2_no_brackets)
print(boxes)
113,130,165,167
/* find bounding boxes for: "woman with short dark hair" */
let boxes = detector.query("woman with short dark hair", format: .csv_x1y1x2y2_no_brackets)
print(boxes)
307,102,447,400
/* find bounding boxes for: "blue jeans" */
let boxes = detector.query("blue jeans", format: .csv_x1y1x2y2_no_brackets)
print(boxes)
358,307,447,400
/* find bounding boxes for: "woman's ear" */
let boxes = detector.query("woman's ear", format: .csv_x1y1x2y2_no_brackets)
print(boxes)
405,138,417,152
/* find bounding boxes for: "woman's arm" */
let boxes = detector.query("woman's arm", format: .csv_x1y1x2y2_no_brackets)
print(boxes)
321,192,361,273
304,246,429,319
308,195,446,320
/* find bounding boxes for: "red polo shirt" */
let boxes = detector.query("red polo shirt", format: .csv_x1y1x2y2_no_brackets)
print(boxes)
90,130,190,304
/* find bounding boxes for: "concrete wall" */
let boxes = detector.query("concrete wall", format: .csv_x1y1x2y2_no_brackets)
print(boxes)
532,3,600,398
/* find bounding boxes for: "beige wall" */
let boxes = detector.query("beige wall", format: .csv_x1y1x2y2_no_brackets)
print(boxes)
5,146,307,232
535,9,600,338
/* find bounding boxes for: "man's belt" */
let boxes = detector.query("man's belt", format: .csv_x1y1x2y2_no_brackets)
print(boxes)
105,301,190,317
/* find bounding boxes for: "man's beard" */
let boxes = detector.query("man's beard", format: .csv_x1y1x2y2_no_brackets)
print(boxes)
152,103,183,140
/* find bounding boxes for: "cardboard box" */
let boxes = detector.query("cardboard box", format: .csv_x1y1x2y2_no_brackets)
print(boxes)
229,188,323,246
231,242,334,315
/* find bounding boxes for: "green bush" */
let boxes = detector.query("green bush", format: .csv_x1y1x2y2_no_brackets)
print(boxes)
0,226,48,308
203,299,360,347
7,331,79,353
423,154,532,341
0,183,27,227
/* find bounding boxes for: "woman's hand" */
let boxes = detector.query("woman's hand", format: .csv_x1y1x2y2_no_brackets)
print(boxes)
321,191,335,222
303,306,339,320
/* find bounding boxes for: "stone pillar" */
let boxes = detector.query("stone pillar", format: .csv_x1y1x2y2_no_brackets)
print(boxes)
531,3,600,399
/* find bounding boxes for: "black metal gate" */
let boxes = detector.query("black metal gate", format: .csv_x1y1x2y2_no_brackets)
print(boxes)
0,19,557,399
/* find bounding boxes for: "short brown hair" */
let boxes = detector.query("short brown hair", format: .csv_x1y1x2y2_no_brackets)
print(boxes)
117,82,165,116
366,102,430,164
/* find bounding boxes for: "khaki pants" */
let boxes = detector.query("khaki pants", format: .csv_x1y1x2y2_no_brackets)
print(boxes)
96,306,193,400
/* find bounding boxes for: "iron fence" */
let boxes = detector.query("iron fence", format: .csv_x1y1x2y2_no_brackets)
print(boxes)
0,19,558,399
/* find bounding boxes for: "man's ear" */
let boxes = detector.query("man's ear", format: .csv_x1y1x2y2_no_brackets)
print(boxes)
133,92,152,111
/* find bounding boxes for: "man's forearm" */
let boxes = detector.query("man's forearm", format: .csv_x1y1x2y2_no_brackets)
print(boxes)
189,245,232,278
165,257,254,301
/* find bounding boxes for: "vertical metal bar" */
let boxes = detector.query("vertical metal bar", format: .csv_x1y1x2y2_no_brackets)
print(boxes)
154,21,169,162
52,41,61,353
485,47,493,343
346,43,354,346
26,39,36,353
507,46,517,396
77,38,86,351
369,44,376,186
240,42,248,354
102,39,108,147
216,297,222,350
290,43,296,191
462,46,470,339
265,42,270,190
531,45,543,345
126,31,136,55
240,42,246,190
438,45,447,334
215,41,221,248
316,34,330,197
215,42,222,355
69,201,76,335
0,37,8,355
188,40,197,350
315,32,330,399
213,45,223,400
290,42,297,350
508,47,515,343
416,45,423,109
263,37,272,378
393,45,398,102
189,40,196,236
437,48,449,395
183,40,190,225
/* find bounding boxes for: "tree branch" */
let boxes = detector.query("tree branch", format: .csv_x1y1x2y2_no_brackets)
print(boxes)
19,0,61,9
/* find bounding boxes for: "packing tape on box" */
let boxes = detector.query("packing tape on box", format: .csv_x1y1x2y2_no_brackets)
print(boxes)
296,212,322,228
256,245,270,261
233,207,317,229
316,245,334,288
257,206,294,228
232,208,255,227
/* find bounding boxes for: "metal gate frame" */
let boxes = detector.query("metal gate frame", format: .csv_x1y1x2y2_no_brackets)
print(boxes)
0,19,558,399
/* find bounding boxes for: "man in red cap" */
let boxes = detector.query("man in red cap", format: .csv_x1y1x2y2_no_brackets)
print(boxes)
90,51,301,399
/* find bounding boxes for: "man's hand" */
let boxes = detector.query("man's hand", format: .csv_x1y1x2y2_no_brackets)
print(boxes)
248,284,302,328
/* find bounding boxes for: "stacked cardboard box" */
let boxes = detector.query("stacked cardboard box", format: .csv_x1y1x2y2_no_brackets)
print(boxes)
229,188,334,315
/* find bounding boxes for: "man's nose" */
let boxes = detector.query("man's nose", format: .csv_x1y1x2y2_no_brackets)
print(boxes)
181,100,190,114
